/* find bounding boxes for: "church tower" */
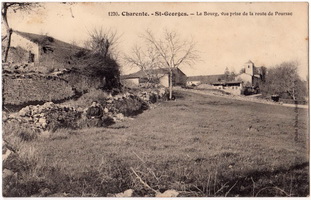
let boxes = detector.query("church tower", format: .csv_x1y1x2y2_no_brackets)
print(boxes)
244,60,254,75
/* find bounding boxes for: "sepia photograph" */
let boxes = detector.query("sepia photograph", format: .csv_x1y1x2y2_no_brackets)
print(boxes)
1,1,309,197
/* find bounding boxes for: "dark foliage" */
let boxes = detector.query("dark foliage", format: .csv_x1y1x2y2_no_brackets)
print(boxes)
105,95,149,116
260,62,307,102
71,50,121,91
45,108,82,132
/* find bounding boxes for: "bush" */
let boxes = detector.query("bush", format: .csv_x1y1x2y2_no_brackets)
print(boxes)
70,51,121,91
45,107,82,132
260,62,307,102
107,95,149,116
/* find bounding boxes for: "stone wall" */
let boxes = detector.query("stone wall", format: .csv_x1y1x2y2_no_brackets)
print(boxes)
3,74,75,106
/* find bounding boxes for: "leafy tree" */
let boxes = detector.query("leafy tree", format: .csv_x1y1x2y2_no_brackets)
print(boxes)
258,66,267,82
261,61,307,102
239,68,245,74
221,67,236,81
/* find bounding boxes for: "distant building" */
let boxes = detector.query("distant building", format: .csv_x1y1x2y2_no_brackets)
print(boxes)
186,60,265,95
5,30,84,68
187,74,224,86
235,60,265,87
210,81,243,95
121,68,187,88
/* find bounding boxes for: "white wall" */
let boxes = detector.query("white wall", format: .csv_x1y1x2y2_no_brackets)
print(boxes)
11,33,40,62
159,74,169,87
235,73,252,85
223,85,242,95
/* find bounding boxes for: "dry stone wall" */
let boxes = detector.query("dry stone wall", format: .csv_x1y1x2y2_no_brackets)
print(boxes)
3,74,75,106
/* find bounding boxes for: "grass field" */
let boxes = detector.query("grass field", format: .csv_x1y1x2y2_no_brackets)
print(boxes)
9,90,309,197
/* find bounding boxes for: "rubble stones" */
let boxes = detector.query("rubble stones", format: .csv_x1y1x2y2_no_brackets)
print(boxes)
109,189,134,197
7,102,82,132
155,190,179,197
4,88,165,133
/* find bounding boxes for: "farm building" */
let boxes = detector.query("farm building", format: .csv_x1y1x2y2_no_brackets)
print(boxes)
3,30,121,92
121,68,187,88
211,81,243,95
187,74,224,86
4,30,84,68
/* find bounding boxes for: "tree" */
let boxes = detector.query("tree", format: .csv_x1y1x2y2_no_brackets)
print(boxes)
84,28,120,60
239,68,245,74
260,62,307,141
140,29,198,99
224,67,230,80
1,2,40,62
261,61,307,101
124,44,163,84
258,66,267,82
221,67,236,81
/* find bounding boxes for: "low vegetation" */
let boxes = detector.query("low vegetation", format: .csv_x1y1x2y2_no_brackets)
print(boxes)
3,90,308,197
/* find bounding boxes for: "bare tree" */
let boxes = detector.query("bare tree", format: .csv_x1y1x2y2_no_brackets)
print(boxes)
1,2,40,62
84,28,120,60
125,44,164,84
142,29,199,99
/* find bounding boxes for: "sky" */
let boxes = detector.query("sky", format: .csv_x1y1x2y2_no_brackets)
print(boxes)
6,2,309,79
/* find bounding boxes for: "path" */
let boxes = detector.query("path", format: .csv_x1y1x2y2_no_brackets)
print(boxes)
176,88,308,109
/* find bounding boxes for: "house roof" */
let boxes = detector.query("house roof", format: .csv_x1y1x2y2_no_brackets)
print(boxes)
187,74,224,84
245,60,254,64
13,30,87,66
14,30,84,52
121,68,184,79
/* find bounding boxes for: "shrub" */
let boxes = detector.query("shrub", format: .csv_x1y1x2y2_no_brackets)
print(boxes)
107,95,149,116
45,107,82,132
65,88,110,108
70,51,121,91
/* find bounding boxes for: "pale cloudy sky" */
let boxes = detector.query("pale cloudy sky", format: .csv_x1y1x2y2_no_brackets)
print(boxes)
7,2,308,78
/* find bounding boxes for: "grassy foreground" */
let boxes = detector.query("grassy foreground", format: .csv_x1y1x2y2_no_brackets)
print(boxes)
5,90,309,197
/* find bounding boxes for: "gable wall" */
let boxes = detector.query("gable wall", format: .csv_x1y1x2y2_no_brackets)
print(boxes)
9,33,40,63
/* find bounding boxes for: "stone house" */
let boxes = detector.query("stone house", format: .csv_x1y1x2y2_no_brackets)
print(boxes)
121,68,187,88
5,30,84,69
4,30,121,92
